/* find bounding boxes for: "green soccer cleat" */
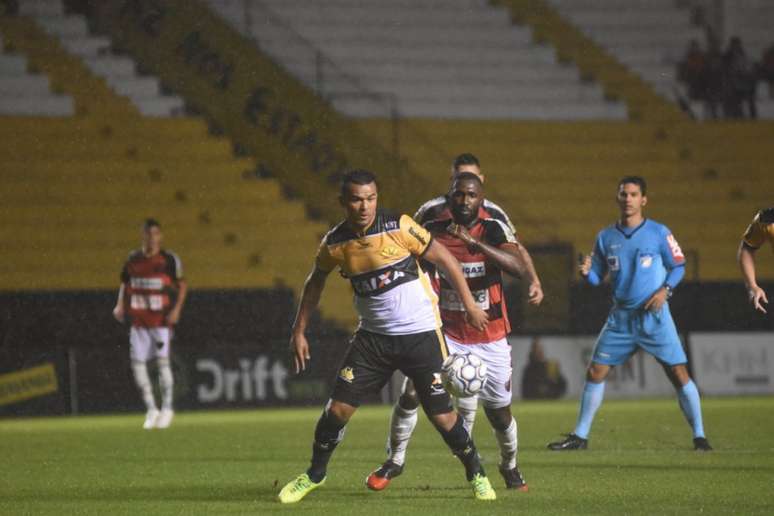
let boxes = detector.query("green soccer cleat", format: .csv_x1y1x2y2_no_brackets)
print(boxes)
277,473,325,504
470,473,497,501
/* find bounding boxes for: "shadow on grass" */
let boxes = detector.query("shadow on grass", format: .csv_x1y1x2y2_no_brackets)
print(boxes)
2,482,475,504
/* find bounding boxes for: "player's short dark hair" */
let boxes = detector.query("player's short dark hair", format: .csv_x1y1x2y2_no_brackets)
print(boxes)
453,171,483,188
452,153,480,172
143,218,161,231
341,169,377,196
618,176,647,196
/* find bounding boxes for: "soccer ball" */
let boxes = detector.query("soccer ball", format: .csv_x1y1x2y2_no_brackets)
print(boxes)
441,352,487,398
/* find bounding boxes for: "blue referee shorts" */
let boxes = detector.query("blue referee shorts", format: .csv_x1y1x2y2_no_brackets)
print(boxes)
591,303,687,366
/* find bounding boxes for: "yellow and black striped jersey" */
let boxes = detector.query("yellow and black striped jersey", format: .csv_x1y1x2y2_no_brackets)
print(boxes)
317,210,440,335
743,208,774,251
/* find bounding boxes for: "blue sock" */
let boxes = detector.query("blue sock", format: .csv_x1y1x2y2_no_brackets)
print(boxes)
678,380,705,438
574,381,605,439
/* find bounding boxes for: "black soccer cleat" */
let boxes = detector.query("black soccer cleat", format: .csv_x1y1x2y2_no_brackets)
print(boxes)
547,433,588,451
693,437,713,451
499,464,528,491
366,460,404,491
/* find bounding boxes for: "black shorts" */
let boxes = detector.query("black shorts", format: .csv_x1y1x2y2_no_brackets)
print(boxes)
331,328,453,416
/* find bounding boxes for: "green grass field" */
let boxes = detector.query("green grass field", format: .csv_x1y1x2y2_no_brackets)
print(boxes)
2,397,773,515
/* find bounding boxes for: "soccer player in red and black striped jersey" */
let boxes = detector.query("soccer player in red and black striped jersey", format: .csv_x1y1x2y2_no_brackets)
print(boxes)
113,219,187,430
367,155,542,491
367,172,535,491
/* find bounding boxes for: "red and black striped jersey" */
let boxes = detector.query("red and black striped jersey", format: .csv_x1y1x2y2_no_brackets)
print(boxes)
424,216,516,344
121,249,183,328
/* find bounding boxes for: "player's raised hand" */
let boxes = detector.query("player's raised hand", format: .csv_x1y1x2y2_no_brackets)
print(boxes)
643,287,668,312
748,285,769,313
289,332,312,374
578,254,592,277
464,305,489,331
528,281,544,305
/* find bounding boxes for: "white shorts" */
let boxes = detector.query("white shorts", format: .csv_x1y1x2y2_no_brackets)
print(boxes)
129,326,172,363
446,335,512,409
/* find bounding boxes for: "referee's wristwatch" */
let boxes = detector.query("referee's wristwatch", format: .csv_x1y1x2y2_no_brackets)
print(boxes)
664,285,673,299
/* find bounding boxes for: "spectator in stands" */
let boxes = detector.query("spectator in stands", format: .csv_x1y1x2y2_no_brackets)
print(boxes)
722,36,758,119
521,337,566,400
677,39,709,103
701,29,725,119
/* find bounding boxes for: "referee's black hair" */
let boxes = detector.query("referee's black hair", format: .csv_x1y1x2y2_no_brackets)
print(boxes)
453,171,484,187
340,169,377,196
143,218,161,230
452,153,480,171
618,176,647,196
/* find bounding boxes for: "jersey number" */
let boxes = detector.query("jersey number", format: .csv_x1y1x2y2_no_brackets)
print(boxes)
131,294,163,311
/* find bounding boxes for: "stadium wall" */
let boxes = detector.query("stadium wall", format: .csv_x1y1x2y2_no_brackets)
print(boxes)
1,284,771,417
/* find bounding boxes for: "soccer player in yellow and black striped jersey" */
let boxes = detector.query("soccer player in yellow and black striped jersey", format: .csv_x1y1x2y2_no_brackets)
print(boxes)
738,207,774,313
278,169,497,503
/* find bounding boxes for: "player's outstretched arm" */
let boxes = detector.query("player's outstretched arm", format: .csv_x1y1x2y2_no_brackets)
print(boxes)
738,242,768,313
289,266,331,373
112,283,126,323
422,239,489,331
450,223,544,305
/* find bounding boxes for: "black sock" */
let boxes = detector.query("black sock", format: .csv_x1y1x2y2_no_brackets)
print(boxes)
307,408,346,483
436,414,485,481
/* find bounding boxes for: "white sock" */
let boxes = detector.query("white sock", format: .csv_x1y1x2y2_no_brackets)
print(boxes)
132,361,157,411
455,395,478,435
158,358,174,411
385,404,418,466
494,417,518,470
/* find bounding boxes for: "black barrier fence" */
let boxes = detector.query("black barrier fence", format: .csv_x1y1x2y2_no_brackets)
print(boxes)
0,289,355,417
1,283,772,417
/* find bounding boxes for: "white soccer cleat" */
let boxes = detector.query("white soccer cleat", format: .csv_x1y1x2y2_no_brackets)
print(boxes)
143,409,160,430
156,408,174,429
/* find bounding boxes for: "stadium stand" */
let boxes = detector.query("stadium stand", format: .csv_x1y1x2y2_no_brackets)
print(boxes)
545,0,774,119
18,0,185,117
354,117,774,281
0,10,357,326
206,0,628,120
0,27,74,115
198,0,773,282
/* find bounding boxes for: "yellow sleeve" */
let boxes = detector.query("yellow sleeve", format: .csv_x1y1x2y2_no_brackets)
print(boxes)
743,213,768,249
315,238,339,272
395,214,432,256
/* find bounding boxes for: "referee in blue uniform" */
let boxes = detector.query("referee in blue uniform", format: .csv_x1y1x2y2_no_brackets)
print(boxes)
548,176,712,451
